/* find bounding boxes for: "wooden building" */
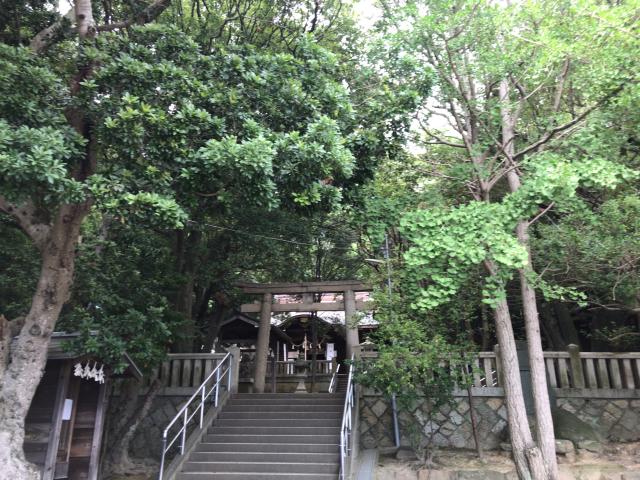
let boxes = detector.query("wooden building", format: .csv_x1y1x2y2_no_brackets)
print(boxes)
23,333,141,480
216,311,293,351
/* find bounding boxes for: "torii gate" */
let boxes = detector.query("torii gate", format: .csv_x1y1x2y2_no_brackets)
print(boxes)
238,280,373,393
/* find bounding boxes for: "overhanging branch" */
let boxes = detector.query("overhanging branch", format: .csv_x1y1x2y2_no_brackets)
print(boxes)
514,85,624,160
0,196,50,250
96,0,172,31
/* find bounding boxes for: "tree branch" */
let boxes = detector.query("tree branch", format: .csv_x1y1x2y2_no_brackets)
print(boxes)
95,0,172,31
527,202,555,227
514,85,624,160
30,8,74,53
0,196,50,250
553,57,571,113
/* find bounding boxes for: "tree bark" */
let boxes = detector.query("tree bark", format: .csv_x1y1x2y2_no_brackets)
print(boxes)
104,379,162,476
492,293,548,480
173,229,201,352
202,291,232,352
0,203,89,480
481,303,491,350
540,303,566,350
552,302,580,348
75,0,96,40
501,80,557,479
0,0,96,466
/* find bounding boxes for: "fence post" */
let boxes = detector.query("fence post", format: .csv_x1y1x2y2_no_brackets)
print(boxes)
493,344,504,387
271,353,277,393
227,345,241,393
568,344,585,388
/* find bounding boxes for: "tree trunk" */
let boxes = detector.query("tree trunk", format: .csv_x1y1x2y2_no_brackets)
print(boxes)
173,229,201,352
104,379,162,476
481,303,491,351
75,0,96,39
202,291,231,352
517,254,557,480
0,204,88,480
501,79,557,479
552,302,580,348
540,303,566,350
493,294,548,480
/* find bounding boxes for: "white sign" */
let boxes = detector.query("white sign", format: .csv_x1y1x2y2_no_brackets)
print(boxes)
62,399,73,421
326,343,335,361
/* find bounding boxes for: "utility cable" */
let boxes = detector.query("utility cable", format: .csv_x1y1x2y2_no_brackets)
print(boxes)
185,219,356,251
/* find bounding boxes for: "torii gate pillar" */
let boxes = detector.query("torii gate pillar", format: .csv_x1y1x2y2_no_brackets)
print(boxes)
344,289,359,358
253,292,272,393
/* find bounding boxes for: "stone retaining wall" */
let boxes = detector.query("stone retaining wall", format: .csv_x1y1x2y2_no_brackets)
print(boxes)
556,398,640,442
360,392,640,451
104,395,188,463
360,392,508,451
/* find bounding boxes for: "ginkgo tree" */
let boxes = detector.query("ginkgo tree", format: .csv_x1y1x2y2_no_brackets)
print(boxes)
373,1,639,478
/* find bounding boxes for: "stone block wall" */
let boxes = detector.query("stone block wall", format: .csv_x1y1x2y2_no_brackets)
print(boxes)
360,393,640,451
105,395,188,463
556,398,640,442
360,393,508,451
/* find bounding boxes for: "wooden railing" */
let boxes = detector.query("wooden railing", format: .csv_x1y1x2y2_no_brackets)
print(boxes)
358,347,640,398
239,359,336,380
544,350,640,391
140,349,640,397
145,353,228,395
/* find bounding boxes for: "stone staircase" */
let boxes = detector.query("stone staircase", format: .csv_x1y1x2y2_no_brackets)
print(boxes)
333,373,349,394
175,392,344,479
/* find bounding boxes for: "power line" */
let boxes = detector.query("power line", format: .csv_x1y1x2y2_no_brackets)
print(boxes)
185,219,356,251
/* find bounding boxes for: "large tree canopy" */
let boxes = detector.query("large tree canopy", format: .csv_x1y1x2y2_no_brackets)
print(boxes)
1,0,639,478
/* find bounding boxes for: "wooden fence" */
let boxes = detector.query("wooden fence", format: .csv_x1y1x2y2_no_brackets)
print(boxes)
139,348,640,397
239,359,335,381
144,353,228,395
359,346,640,398
544,350,640,396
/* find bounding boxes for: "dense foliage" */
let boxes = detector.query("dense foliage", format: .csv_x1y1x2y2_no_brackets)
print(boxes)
0,1,638,474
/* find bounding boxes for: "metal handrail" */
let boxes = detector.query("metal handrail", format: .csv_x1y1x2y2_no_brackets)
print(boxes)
158,352,232,480
328,363,341,393
339,354,355,480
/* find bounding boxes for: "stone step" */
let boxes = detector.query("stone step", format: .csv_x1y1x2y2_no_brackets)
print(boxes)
182,461,339,474
196,442,340,454
180,391,344,479
219,411,341,420
215,418,341,427
177,473,336,480
230,398,344,406
233,393,340,398
188,451,338,464
211,426,340,435
225,404,343,413
203,434,339,444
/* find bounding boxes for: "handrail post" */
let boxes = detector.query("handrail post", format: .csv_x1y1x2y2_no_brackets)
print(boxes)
181,408,187,454
215,364,221,407
339,354,355,480
200,385,205,428
227,355,232,393
159,435,167,480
